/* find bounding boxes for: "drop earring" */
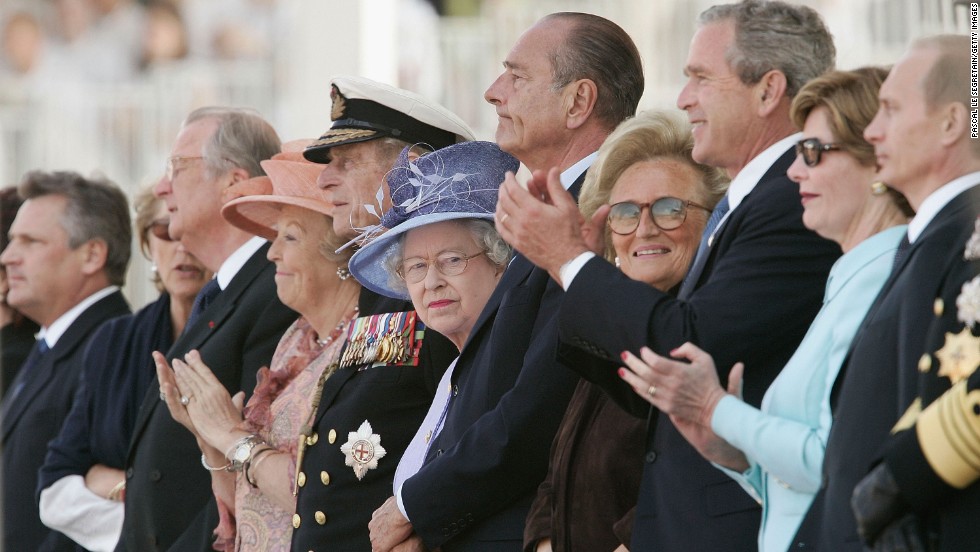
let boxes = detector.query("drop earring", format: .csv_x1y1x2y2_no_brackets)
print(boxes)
614,257,621,269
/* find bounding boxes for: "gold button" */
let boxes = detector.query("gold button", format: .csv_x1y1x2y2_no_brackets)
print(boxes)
424,430,432,443
298,472,307,487
292,514,301,528
321,471,330,485
919,353,932,372
306,432,319,446
315,511,327,525
934,298,944,317
328,429,337,444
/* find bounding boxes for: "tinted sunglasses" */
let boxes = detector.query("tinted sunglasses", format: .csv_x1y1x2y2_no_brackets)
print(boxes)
795,138,841,167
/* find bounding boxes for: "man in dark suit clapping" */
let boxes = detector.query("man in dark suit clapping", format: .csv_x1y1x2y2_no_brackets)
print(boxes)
116,107,297,551
496,2,841,550
1,171,132,551
369,12,644,552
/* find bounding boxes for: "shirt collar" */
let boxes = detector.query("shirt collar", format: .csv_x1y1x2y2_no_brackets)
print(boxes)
560,152,598,190
216,236,266,290
39,286,119,348
907,171,980,243
726,133,802,213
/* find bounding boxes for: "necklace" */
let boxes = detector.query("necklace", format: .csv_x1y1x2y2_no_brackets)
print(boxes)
315,305,359,347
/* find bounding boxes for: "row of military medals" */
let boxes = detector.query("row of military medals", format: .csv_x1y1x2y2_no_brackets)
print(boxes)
339,311,416,368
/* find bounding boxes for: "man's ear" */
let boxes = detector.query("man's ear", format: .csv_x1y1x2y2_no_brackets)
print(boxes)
78,238,109,276
938,101,969,147
755,70,788,117
566,79,598,130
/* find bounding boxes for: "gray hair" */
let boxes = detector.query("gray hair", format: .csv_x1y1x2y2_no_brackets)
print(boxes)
699,0,835,98
383,219,511,295
544,12,644,129
18,171,132,285
182,106,281,179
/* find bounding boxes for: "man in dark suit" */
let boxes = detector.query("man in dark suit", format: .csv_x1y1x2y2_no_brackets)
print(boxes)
116,107,297,551
368,13,644,551
0,171,132,551
496,2,840,550
803,35,980,552
289,76,471,551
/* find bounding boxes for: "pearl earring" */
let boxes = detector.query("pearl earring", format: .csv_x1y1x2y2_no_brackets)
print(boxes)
151,264,158,273
614,256,621,269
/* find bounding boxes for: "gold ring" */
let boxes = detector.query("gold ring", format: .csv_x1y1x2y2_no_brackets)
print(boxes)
647,385,657,397
180,395,191,406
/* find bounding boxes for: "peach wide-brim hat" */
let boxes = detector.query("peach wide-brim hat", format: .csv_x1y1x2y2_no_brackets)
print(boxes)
221,139,332,241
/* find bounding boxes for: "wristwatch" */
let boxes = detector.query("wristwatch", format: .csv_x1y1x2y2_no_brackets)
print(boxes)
227,435,264,472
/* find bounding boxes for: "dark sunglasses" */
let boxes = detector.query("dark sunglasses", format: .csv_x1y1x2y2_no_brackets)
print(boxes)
607,197,711,235
795,138,841,167
148,219,173,241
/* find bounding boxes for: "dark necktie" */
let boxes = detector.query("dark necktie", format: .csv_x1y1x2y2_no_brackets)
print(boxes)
890,234,911,277
680,194,730,293
186,278,221,328
5,338,50,403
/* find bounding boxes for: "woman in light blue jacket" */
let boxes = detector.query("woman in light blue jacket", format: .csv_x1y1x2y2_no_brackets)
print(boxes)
618,67,913,552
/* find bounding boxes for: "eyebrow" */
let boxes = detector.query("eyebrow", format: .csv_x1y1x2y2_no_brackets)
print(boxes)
502,60,525,71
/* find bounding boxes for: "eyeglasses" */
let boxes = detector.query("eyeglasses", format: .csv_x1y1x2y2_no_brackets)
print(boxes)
148,218,173,241
607,197,711,235
397,250,487,284
165,156,205,181
795,138,841,167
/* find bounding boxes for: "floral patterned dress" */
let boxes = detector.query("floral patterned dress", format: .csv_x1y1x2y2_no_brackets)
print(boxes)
215,311,356,551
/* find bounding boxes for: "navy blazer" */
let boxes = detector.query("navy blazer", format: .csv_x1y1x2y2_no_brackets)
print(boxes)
2,290,130,552
399,177,586,551
559,147,840,551
39,293,174,493
290,289,457,552
116,245,297,552
880,240,980,552
794,185,980,552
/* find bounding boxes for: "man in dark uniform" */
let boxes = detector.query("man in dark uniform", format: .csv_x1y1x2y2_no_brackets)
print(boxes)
289,76,470,551
844,35,980,552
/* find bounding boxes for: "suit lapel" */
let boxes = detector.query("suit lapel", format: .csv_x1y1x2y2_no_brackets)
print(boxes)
680,147,796,299
129,245,273,451
2,291,129,441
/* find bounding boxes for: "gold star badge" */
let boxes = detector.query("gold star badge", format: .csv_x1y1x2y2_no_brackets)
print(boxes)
935,327,980,384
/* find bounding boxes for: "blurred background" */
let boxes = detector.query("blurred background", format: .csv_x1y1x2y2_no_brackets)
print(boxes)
0,0,972,305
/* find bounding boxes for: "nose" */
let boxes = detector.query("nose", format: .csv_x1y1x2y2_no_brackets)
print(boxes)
422,263,445,290
484,73,503,106
267,234,282,262
317,165,339,191
0,243,16,265
635,208,662,238
786,154,808,184
676,78,696,111
154,174,172,198
864,109,884,144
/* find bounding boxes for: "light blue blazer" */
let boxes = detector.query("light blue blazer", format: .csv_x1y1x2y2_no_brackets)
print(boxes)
711,225,906,552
